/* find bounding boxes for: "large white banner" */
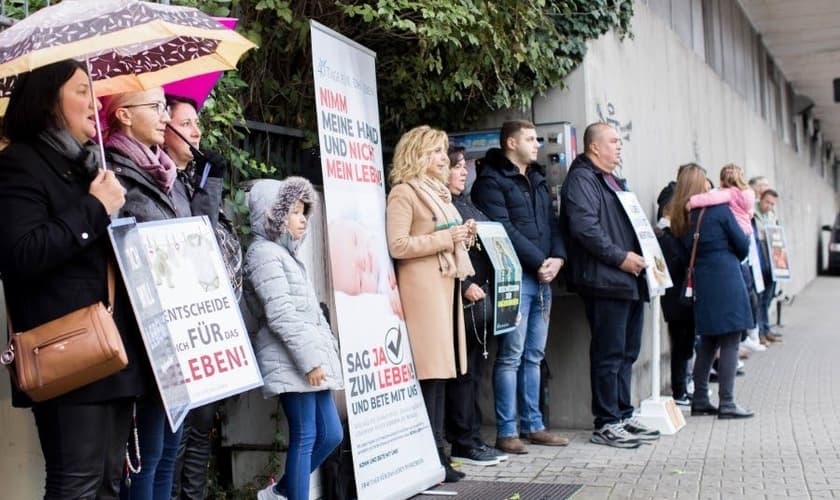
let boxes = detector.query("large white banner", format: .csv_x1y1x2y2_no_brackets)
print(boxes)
109,217,263,430
310,20,444,499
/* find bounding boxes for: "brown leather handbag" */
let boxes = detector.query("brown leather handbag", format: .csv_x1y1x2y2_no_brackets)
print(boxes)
2,263,128,402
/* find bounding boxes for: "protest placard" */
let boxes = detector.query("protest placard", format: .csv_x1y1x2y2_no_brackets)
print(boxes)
311,20,444,499
109,216,262,430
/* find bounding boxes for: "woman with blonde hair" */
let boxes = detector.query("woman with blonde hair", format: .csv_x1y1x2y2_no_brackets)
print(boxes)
668,165,754,420
386,125,475,482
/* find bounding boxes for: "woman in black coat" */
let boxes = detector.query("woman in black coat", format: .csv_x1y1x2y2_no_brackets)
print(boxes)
0,60,146,499
443,147,507,467
669,165,753,420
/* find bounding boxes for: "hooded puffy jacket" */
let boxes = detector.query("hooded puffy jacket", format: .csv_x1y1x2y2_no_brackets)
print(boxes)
242,178,343,397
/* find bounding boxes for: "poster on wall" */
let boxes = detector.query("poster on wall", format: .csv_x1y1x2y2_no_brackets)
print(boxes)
310,20,444,499
765,224,791,280
109,217,263,431
615,192,673,296
475,222,521,335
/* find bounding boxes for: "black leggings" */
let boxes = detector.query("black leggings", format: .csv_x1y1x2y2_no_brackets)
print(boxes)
33,398,133,500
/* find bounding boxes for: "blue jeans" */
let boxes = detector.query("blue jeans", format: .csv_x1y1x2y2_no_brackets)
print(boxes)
757,279,776,334
493,274,551,438
275,390,343,500
121,399,183,500
583,297,644,429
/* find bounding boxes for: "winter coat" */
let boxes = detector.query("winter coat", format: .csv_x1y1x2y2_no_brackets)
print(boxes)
680,205,752,335
560,153,648,301
108,148,222,225
243,178,342,396
471,148,566,277
656,224,692,323
452,192,493,336
0,140,147,407
386,182,467,380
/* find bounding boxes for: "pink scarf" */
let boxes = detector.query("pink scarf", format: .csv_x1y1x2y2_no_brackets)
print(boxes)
106,132,177,193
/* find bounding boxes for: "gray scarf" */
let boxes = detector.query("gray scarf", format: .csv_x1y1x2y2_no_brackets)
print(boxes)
38,128,100,179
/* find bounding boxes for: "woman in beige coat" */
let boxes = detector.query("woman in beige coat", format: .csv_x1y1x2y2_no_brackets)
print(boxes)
386,125,475,483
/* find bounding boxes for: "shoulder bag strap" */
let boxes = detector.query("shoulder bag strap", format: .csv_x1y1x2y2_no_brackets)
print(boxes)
687,207,707,273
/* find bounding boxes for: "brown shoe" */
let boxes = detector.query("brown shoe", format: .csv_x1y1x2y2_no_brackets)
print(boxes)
495,436,529,455
759,336,771,346
766,334,784,343
521,430,570,446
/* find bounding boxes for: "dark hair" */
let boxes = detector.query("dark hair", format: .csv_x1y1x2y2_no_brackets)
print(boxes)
499,120,535,151
448,145,466,166
583,122,612,151
4,59,88,143
165,94,198,112
761,188,779,200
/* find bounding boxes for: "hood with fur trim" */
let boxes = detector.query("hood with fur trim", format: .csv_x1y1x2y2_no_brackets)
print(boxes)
248,177,316,243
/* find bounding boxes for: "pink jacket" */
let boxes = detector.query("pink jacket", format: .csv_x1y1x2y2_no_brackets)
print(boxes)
689,187,755,235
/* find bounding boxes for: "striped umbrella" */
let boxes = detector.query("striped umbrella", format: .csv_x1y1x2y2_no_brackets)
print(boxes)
0,0,257,114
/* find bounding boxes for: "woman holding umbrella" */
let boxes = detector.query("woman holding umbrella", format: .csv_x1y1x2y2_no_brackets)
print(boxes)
101,87,224,499
0,59,146,499
163,94,241,500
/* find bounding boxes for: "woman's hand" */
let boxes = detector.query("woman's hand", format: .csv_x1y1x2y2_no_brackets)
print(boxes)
463,283,486,302
89,170,125,214
449,224,470,243
306,367,327,386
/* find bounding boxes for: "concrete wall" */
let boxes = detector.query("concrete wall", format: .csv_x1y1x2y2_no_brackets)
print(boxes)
474,3,839,430
0,282,45,498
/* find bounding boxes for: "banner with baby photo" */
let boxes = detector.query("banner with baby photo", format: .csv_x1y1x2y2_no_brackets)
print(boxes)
109,216,263,431
310,20,444,499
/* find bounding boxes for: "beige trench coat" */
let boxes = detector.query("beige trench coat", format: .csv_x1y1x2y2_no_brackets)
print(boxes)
386,183,467,380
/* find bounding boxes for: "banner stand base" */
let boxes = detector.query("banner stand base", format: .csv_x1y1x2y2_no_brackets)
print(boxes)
635,396,686,435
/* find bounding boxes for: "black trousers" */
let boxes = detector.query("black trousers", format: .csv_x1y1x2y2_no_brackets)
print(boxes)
583,297,645,429
667,319,696,398
32,398,133,500
171,402,219,500
445,320,488,454
420,379,446,447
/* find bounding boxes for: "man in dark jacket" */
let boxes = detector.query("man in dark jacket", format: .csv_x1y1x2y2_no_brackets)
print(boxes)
560,122,658,449
472,120,568,455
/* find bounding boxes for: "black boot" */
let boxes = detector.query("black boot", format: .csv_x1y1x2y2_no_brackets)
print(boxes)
438,447,464,483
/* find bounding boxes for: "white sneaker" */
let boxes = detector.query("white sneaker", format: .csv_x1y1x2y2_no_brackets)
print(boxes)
257,484,287,500
741,337,766,352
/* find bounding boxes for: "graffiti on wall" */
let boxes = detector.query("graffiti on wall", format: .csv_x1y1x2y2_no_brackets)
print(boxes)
596,101,632,142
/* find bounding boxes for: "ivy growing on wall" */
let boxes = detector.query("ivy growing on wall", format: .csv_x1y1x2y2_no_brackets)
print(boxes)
178,0,633,143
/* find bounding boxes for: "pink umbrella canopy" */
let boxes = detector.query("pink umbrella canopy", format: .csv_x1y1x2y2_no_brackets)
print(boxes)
162,17,238,110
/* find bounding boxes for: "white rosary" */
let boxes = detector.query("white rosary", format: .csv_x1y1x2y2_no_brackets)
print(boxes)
469,295,489,359
124,403,142,486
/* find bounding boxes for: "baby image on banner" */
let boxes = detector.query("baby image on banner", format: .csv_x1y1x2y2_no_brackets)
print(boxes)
109,216,263,431
765,224,791,280
475,222,521,335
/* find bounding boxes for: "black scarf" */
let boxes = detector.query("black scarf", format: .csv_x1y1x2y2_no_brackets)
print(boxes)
37,128,100,179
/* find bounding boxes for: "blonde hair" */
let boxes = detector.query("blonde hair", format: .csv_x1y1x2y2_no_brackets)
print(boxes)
667,164,709,237
719,163,748,190
389,125,448,185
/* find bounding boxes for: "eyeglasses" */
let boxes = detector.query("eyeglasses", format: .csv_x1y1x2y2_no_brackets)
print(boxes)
122,102,171,116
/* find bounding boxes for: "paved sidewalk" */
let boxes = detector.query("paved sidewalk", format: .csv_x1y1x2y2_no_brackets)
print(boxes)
458,277,840,499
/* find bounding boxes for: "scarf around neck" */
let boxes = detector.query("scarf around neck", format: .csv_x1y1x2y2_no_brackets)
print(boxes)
406,176,475,279
38,128,100,179
106,131,176,193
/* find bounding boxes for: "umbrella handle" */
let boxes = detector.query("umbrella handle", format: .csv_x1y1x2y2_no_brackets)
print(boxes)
164,124,204,160
164,124,211,189
85,58,108,171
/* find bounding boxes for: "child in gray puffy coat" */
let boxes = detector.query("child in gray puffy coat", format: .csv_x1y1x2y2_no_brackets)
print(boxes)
244,177,343,500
